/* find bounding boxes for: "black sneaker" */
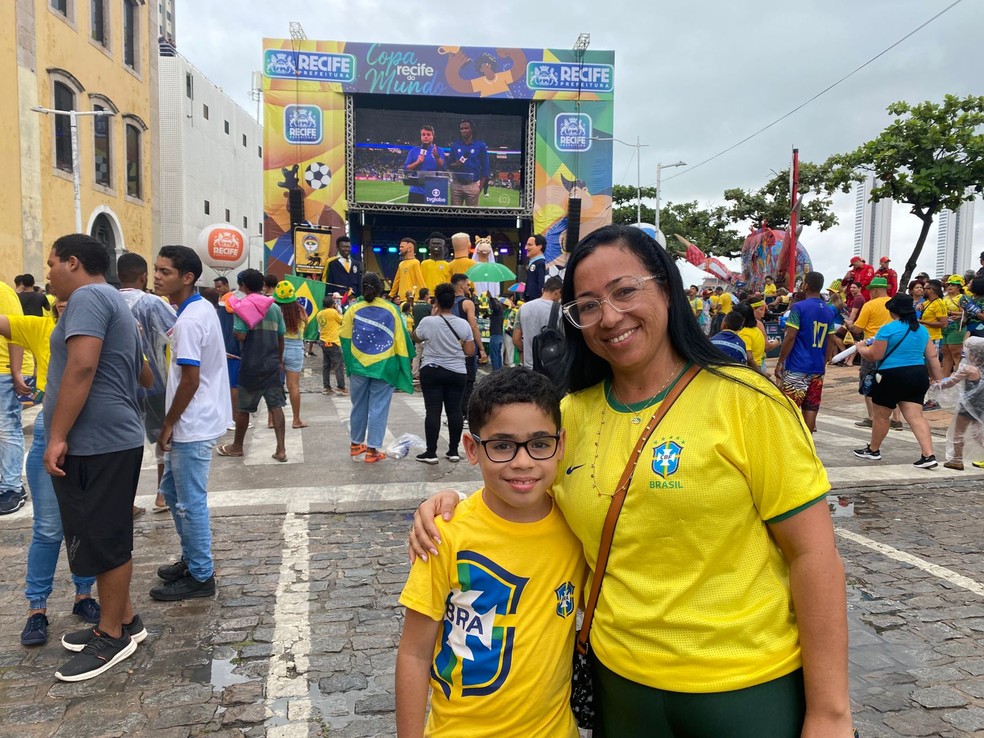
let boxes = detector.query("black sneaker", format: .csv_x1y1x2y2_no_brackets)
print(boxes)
0,489,25,515
914,454,938,469
62,615,147,652
157,558,189,582
445,451,461,463
72,597,101,624
853,446,881,461
415,452,438,465
54,630,136,682
149,573,216,601
20,613,49,647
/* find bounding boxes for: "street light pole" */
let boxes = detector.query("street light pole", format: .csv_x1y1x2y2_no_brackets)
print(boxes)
591,135,649,223
654,160,686,234
31,106,116,233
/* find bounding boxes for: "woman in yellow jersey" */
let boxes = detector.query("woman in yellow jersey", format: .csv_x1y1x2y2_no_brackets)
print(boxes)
412,225,851,737
274,281,309,430
941,276,967,375
733,302,767,375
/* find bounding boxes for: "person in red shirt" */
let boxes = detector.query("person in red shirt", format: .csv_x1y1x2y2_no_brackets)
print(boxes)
845,257,875,301
875,256,898,297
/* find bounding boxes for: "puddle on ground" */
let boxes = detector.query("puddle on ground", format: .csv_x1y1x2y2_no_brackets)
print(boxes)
210,654,252,690
827,494,855,518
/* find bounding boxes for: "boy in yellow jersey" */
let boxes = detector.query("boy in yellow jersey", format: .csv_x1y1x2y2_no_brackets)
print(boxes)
389,238,426,304
315,295,346,396
396,367,585,738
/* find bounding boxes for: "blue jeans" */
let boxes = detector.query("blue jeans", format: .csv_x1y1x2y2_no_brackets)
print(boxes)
25,412,94,609
0,375,24,491
489,334,503,371
348,374,394,450
159,437,220,581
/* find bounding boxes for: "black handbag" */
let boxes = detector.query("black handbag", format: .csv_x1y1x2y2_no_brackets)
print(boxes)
571,365,701,729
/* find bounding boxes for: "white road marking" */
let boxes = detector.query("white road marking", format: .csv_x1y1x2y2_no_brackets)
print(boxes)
837,528,984,598
265,502,315,736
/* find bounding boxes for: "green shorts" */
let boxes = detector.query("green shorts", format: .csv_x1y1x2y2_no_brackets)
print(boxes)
593,658,805,737
942,323,965,345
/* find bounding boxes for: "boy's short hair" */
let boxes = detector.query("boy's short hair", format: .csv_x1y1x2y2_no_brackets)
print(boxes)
722,311,745,331
263,273,279,289
158,245,203,282
434,282,455,309
468,367,562,435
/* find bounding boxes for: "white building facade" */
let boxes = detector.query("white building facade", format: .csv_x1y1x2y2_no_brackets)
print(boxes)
935,199,977,279
158,46,264,283
158,0,175,42
853,175,893,265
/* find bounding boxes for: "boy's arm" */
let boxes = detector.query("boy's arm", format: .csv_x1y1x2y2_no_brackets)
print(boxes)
396,609,441,738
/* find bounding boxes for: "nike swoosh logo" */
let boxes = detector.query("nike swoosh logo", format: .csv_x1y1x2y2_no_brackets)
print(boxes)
566,464,585,475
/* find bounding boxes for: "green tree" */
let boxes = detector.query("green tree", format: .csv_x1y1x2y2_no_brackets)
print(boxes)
825,94,984,287
611,186,743,259
723,161,841,233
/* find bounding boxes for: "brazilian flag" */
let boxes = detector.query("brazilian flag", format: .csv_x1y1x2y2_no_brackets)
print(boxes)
284,275,325,342
340,298,416,394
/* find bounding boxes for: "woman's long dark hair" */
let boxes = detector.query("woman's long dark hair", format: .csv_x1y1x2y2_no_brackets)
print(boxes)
362,272,383,303
278,300,306,335
562,225,741,393
733,301,757,329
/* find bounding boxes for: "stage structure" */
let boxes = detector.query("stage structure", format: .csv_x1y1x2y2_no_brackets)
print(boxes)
261,39,615,279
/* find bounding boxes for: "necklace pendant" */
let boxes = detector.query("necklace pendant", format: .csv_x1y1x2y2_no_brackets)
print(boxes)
631,416,642,425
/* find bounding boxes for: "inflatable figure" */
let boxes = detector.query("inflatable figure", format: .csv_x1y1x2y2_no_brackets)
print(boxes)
741,226,812,292
472,236,499,297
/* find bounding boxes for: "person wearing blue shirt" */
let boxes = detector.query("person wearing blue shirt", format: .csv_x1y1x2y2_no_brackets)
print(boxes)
448,119,489,207
523,233,547,301
853,293,942,469
775,272,835,431
709,311,749,364
403,125,445,204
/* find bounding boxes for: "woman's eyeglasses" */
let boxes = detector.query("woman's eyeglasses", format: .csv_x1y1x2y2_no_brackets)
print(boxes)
561,275,660,328
470,434,561,463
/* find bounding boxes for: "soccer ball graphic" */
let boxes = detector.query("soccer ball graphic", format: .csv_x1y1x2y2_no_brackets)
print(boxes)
304,162,332,190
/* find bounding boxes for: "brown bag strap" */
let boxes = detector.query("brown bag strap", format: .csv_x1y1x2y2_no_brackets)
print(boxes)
576,364,701,654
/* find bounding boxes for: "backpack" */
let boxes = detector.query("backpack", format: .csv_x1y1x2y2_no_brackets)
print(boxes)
532,301,566,386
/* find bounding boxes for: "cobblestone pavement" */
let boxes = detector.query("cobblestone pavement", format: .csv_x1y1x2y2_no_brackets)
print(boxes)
0,357,982,736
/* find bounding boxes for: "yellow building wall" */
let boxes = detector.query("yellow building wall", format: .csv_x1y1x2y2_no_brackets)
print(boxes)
0,0,157,284
0,3,24,286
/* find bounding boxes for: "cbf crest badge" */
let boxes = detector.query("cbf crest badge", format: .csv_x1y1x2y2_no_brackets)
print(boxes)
652,440,683,478
554,581,575,618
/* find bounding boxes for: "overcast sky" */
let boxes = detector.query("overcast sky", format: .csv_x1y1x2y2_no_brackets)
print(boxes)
175,0,983,284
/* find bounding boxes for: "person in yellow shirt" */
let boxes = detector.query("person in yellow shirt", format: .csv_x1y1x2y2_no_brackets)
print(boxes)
448,232,476,276
919,279,947,351
763,275,778,302
941,275,967,376
0,280,27,511
389,238,426,304
315,295,346,396
419,234,452,294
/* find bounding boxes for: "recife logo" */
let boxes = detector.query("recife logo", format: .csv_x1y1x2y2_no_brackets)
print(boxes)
555,113,591,153
264,49,356,82
431,551,528,698
527,62,614,92
284,105,322,146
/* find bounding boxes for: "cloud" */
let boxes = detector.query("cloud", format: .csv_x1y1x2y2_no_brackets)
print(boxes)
174,0,982,277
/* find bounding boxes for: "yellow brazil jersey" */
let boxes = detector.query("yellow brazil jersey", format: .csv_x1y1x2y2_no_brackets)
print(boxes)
554,368,829,693
448,256,476,278
399,491,585,738
737,326,765,367
854,296,890,340
7,315,53,392
708,294,720,313
315,307,342,345
0,282,25,374
764,283,777,296
390,258,426,300
718,291,733,314
421,259,452,294
920,298,946,341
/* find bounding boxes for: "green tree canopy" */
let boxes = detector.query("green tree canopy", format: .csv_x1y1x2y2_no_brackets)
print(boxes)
825,94,984,286
723,161,841,233
611,186,743,259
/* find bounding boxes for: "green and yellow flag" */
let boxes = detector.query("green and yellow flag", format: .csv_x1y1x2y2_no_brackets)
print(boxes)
284,275,325,342
340,298,415,394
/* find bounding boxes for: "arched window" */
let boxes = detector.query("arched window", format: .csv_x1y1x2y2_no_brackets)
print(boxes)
53,81,75,172
91,212,119,285
125,123,141,198
93,105,111,187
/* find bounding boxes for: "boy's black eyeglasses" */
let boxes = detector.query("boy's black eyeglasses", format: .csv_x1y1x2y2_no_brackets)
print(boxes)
470,434,561,463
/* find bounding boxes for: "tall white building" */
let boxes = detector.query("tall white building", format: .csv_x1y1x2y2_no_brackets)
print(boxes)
158,44,264,283
158,0,175,42
935,198,977,278
853,175,893,264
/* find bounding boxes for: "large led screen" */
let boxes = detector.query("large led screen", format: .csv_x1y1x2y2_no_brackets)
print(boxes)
352,107,525,210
